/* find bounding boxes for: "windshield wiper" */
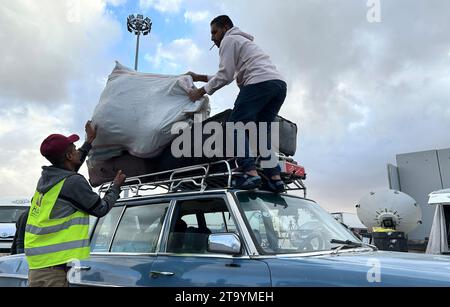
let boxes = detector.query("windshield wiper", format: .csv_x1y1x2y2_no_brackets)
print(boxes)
331,239,363,248
330,239,374,254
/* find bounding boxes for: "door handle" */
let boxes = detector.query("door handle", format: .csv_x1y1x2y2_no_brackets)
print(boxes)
72,266,91,272
150,271,175,278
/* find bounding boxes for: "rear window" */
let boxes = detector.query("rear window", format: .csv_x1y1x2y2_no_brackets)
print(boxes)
90,207,123,252
111,203,169,253
0,206,29,223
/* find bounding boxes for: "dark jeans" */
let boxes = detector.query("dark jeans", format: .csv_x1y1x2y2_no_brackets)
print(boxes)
229,79,287,177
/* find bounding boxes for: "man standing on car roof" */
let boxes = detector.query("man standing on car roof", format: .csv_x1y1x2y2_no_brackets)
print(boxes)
25,121,127,287
187,15,287,193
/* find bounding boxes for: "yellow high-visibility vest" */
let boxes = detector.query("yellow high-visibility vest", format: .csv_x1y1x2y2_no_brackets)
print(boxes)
25,179,90,270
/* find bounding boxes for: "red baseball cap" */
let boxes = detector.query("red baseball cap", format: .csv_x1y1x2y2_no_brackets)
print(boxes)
40,134,80,157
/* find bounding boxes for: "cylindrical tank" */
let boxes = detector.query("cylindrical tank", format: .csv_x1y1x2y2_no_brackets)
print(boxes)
356,189,422,234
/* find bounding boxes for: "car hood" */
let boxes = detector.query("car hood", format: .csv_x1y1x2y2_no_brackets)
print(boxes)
263,250,450,286
0,224,16,238
328,250,450,272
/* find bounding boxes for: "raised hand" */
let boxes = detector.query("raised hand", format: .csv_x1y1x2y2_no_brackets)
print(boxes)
188,88,207,102
85,120,97,145
113,170,127,187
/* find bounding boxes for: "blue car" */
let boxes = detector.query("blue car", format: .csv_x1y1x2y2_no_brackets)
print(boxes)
1,188,450,287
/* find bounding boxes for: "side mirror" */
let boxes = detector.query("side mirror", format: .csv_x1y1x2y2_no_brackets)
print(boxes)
207,233,242,255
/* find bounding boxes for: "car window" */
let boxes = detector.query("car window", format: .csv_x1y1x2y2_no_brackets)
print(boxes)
111,203,169,253
0,206,29,223
204,212,238,233
237,192,358,255
90,207,123,252
167,198,239,254
182,214,198,228
89,216,98,237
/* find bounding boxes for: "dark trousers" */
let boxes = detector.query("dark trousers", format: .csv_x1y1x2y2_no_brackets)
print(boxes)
229,79,287,177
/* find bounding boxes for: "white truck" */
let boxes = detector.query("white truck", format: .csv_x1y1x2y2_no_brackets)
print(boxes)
426,189,450,255
0,198,30,254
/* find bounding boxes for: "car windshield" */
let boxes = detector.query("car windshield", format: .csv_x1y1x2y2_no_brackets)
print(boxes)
236,192,362,255
0,207,28,223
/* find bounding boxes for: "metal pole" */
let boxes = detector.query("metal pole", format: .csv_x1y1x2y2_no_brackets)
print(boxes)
135,33,140,71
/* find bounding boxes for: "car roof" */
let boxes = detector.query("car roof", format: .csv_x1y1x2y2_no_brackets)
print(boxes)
115,189,316,206
429,189,450,205
116,189,230,204
0,197,31,207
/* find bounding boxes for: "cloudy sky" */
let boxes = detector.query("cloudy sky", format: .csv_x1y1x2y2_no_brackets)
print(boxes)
0,0,449,213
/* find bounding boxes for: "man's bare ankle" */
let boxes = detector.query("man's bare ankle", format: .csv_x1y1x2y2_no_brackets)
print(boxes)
247,170,258,177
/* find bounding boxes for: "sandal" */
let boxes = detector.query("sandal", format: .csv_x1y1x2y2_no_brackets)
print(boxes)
262,178,286,193
232,174,262,190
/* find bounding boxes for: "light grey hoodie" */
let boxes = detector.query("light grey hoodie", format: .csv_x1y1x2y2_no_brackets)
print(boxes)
204,27,285,95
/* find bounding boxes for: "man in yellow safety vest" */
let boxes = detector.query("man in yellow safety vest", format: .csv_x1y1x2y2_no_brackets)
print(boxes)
25,121,126,287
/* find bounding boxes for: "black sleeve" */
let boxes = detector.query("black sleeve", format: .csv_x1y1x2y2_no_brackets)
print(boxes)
10,231,18,255
60,174,121,218
15,208,29,254
11,209,29,255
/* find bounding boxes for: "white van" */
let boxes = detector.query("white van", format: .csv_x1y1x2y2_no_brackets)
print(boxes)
426,189,450,255
0,198,30,253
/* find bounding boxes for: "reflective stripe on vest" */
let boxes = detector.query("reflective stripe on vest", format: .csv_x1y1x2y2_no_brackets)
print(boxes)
25,217,90,235
25,179,90,270
25,239,90,256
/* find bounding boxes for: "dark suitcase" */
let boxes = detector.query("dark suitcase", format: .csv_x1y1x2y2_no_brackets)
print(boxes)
189,109,298,158
276,115,298,157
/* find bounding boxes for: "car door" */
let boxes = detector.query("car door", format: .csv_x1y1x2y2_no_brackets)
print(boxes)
69,201,170,287
150,196,271,287
0,255,28,287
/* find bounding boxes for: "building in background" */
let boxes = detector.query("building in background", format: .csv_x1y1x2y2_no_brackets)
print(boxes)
387,148,450,248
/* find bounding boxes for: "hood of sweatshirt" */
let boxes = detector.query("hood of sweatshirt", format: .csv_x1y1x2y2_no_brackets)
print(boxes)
224,27,254,42
36,166,77,194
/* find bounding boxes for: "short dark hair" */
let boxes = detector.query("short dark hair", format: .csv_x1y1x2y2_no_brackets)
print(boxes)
45,154,66,168
45,145,72,167
211,15,234,29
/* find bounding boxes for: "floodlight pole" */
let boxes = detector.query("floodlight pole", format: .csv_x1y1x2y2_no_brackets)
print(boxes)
127,14,152,71
135,33,140,71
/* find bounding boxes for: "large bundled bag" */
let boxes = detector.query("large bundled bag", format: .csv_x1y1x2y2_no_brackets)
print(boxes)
89,62,210,162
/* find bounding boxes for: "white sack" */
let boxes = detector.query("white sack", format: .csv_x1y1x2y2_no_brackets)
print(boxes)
90,62,210,161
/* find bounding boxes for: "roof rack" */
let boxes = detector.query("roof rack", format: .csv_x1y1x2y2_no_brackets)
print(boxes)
98,157,307,198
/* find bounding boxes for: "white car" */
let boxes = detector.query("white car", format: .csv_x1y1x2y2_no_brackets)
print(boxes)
0,198,30,253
